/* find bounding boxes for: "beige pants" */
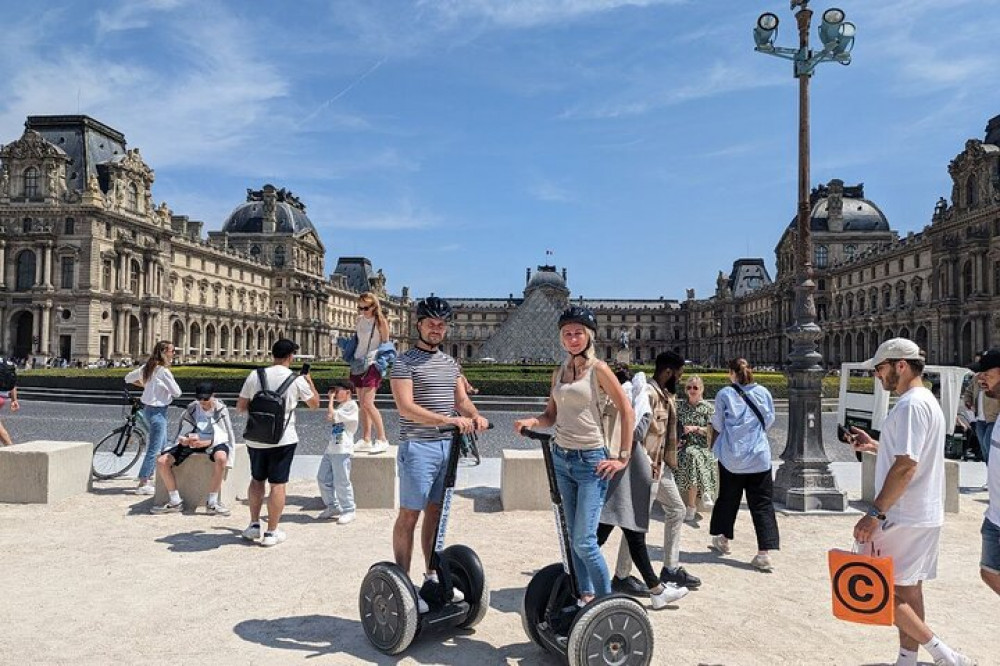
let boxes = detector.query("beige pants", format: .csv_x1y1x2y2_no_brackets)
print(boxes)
615,467,686,576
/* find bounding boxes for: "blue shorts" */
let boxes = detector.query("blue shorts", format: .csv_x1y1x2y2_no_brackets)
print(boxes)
397,439,451,511
982,518,1000,574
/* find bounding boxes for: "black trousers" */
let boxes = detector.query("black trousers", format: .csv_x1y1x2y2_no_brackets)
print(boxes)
708,463,780,551
597,523,659,589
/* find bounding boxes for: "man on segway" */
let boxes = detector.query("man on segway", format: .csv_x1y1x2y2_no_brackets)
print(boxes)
390,296,489,613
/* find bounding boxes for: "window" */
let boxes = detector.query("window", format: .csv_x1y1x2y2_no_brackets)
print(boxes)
897,284,906,307
883,289,891,309
817,278,826,291
130,261,141,295
898,258,904,272
64,218,75,235
884,262,889,277
16,250,36,291
102,261,112,291
23,167,38,197
967,174,978,208
962,261,973,298
914,253,921,268
128,182,139,210
844,244,857,261
814,245,828,268
274,246,285,268
275,300,284,318
60,257,74,289
22,217,32,233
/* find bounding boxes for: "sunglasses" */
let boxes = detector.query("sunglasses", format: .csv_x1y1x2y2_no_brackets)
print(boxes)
357,305,372,312
685,386,699,391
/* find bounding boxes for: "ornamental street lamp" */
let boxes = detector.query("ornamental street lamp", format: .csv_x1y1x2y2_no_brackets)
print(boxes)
754,1,856,511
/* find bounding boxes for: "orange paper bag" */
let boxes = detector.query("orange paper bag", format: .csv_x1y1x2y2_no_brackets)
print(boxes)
828,546,895,626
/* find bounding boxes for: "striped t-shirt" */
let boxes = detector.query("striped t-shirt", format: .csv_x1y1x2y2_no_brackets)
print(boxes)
391,347,459,443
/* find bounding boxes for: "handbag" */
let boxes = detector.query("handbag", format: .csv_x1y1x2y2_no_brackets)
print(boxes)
827,542,895,626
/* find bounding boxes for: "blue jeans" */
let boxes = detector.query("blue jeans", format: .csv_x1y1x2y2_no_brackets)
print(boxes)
552,444,610,597
138,405,169,481
975,421,994,463
317,453,355,513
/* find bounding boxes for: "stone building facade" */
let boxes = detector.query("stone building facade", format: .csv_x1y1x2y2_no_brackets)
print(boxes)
685,113,1000,368
0,115,410,364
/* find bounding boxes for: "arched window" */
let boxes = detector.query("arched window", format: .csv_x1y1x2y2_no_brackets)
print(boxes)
130,260,141,295
967,174,978,208
962,260,974,298
23,167,39,197
16,250,36,291
273,246,285,268
814,245,828,268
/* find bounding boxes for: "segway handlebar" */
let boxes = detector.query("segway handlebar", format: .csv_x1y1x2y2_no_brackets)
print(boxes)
518,428,552,442
436,422,493,434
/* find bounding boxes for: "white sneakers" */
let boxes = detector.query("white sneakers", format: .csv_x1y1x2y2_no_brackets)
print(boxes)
318,507,341,520
206,502,231,516
337,512,356,525
933,653,976,666
369,439,389,455
751,552,774,572
416,573,465,614
242,522,262,541
150,500,183,514
711,535,732,555
650,583,689,610
134,484,155,496
261,529,287,547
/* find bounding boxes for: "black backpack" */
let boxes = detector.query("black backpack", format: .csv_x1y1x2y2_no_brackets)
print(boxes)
0,358,16,392
243,368,297,444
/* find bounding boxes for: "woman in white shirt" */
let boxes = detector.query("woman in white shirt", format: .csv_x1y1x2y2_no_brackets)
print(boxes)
351,292,390,454
125,341,182,494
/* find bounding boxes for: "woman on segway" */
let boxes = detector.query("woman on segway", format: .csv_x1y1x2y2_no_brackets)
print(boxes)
515,306,634,603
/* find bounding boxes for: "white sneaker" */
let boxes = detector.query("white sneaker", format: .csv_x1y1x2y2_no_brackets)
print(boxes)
318,507,341,520
935,654,976,666
261,529,287,547
337,512,356,525
242,522,262,541
650,584,689,610
206,502,231,516
417,596,429,614
751,552,774,572
711,535,731,555
150,500,183,514
701,496,714,509
357,438,371,451
369,439,389,454
134,484,155,496
423,573,465,603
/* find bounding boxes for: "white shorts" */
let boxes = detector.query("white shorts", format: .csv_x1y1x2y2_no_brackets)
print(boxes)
871,523,940,586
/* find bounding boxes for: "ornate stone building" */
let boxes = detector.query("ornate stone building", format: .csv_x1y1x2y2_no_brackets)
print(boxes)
685,113,1000,368
0,115,410,364
428,265,686,364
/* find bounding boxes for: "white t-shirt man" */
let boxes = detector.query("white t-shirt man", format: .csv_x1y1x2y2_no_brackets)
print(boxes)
875,386,946,527
987,424,1000,527
238,366,314,448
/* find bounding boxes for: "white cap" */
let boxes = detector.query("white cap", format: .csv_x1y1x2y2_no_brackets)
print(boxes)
860,338,924,370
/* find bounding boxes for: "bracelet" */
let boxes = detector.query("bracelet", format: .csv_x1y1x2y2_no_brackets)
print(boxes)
867,506,886,521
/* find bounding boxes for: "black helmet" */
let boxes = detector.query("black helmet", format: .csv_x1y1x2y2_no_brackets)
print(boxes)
416,296,453,322
558,306,597,332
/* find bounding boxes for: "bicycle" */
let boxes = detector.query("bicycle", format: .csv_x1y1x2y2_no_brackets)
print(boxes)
91,388,149,479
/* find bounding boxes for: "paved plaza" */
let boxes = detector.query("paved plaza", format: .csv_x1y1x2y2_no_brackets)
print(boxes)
0,399,997,664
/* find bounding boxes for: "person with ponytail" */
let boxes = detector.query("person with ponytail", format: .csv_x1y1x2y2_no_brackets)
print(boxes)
515,306,634,603
708,357,779,571
125,341,182,494
351,292,391,454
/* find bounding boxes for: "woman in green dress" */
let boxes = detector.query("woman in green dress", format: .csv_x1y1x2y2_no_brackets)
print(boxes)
677,375,717,522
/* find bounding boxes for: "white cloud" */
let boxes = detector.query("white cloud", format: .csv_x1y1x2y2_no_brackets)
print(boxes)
420,0,687,28
305,193,441,231
528,177,575,203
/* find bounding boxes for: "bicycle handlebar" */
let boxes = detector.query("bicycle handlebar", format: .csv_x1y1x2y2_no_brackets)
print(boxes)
518,428,552,442
436,422,493,434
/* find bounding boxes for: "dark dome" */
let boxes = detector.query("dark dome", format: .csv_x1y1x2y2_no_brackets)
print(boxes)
526,266,567,293
222,200,316,234
811,198,889,231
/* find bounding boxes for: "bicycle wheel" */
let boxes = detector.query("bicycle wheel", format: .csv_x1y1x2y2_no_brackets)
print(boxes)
92,427,146,479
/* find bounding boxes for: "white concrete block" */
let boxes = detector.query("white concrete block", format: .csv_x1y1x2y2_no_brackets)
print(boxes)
0,440,93,504
153,443,247,509
350,448,397,509
501,449,551,511
860,451,960,514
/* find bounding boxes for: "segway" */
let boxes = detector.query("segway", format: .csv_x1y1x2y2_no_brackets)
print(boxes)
359,424,491,655
519,429,654,665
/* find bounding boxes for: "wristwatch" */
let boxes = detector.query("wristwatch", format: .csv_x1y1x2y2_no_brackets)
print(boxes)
867,506,886,521
618,449,631,462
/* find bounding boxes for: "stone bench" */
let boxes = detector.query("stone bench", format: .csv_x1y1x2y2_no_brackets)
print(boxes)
0,440,92,504
501,449,551,511
154,443,249,508
351,448,397,510
861,451,960,514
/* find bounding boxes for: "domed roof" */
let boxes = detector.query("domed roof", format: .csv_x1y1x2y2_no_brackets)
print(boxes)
525,265,568,294
222,186,316,234
787,182,889,233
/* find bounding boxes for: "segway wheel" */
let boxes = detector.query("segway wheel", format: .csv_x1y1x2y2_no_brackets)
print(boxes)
567,596,654,666
440,544,490,629
520,562,567,646
359,563,419,655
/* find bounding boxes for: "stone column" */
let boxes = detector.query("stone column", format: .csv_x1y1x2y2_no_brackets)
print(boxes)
42,242,53,289
40,300,52,355
0,240,6,289
34,245,43,287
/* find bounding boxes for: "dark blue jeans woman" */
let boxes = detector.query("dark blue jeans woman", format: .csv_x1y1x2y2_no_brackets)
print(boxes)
552,444,611,597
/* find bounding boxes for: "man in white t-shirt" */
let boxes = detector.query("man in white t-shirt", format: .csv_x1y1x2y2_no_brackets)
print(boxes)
968,348,1000,596
850,338,975,666
236,339,319,547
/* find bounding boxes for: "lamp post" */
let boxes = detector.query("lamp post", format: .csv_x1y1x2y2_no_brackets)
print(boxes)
753,1,856,511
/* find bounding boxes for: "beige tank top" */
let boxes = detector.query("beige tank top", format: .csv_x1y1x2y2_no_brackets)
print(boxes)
553,363,604,450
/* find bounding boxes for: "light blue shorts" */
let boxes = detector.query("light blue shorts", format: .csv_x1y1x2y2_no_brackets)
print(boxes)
398,439,451,511
982,518,1000,574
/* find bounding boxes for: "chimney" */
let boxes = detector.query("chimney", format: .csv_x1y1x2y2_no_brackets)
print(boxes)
827,179,844,233
262,184,277,234
526,267,531,286
561,268,567,281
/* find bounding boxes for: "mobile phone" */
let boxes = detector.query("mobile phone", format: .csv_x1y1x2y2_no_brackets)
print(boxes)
837,424,855,444
301,363,311,376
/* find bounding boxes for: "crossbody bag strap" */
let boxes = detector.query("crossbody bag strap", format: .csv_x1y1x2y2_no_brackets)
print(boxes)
730,383,766,428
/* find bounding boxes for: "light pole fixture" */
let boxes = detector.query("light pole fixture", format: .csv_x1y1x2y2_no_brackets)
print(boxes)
753,0,857,512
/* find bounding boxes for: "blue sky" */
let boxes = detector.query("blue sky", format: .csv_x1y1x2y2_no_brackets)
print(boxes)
2,0,999,300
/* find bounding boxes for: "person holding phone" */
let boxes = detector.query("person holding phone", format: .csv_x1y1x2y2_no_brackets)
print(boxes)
352,292,391,454
151,382,236,515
